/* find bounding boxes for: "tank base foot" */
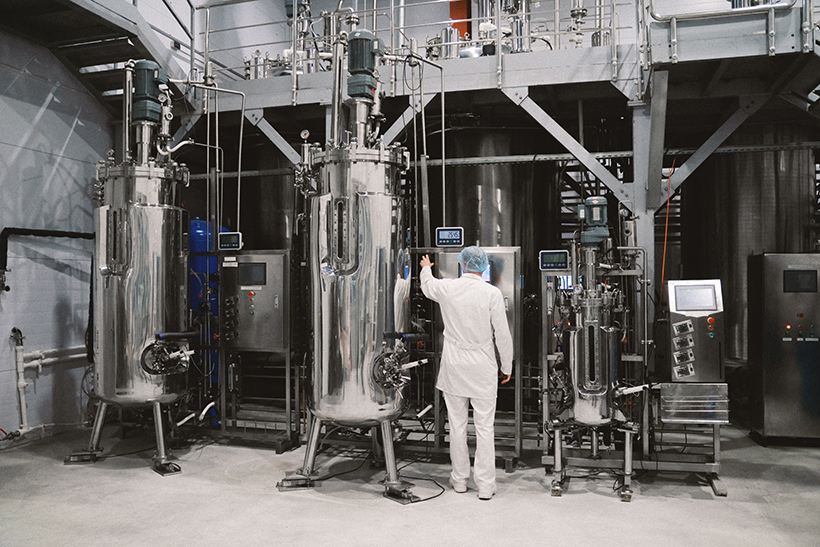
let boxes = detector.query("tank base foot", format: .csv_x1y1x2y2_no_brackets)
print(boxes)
153,460,181,476
620,487,633,502
383,480,419,505
64,451,102,465
277,471,319,491
550,480,564,497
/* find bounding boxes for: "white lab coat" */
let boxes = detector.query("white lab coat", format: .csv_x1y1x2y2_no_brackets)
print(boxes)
420,266,513,400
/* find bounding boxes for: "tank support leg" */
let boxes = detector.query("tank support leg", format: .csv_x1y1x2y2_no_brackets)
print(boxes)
64,400,108,465
550,425,565,496
381,420,419,504
277,415,321,490
620,426,634,502
152,402,181,476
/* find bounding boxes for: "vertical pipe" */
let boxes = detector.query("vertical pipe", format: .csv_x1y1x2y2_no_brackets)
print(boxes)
390,0,396,95
292,6,299,105
330,31,344,147
372,0,378,33
15,345,28,431
285,353,292,438
123,62,134,162
189,3,196,80
496,0,502,88
713,424,721,465
555,0,561,50
611,0,618,80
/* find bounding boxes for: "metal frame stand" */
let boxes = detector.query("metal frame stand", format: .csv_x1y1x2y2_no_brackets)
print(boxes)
277,415,419,503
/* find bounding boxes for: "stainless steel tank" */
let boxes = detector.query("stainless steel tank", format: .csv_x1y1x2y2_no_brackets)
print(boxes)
93,162,189,406
92,60,190,407
681,124,815,359
308,145,410,426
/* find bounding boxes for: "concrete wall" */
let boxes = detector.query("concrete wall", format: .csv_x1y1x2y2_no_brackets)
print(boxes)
0,31,112,440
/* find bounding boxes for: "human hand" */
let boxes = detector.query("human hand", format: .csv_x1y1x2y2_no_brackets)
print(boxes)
420,255,434,268
500,373,511,385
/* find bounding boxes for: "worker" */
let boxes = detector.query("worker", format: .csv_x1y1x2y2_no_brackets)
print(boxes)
419,247,513,500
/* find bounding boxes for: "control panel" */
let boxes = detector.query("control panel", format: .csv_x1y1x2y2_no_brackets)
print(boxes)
666,279,724,382
219,251,288,352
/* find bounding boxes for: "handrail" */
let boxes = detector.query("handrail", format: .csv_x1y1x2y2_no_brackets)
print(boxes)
649,0,797,23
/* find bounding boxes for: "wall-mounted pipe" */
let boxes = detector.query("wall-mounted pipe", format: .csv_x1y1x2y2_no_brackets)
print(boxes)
11,329,89,436
0,228,94,292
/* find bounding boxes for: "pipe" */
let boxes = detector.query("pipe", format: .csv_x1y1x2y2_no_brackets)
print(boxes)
123,60,134,162
14,338,28,432
618,246,649,374
0,228,94,292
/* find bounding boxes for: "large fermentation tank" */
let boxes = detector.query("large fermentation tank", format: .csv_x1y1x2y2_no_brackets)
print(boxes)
68,60,191,474
681,125,815,360
308,146,410,426
93,61,190,407
748,254,820,438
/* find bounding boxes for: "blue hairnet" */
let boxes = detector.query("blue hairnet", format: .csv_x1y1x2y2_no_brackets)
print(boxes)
458,246,489,273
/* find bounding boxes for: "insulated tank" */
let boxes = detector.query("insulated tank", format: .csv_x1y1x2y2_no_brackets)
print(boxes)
92,60,190,407
308,144,410,426
681,125,815,359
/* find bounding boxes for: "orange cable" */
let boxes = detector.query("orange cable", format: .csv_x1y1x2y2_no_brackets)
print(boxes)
660,156,677,300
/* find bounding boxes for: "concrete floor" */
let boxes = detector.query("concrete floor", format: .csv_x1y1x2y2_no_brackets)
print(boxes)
0,424,818,547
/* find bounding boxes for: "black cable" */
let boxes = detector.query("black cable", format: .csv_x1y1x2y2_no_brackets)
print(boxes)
312,452,372,482
400,474,446,502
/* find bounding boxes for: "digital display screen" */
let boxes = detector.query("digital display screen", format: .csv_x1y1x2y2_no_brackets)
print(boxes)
539,250,569,271
238,263,266,285
674,285,717,312
784,270,817,293
218,232,242,250
436,227,464,247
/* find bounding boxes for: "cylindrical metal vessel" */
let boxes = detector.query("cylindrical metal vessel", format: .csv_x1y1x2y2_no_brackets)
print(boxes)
681,125,815,359
308,144,410,426
93,163,188,406
564,323,619,426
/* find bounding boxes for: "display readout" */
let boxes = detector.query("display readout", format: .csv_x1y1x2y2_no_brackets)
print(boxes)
539,250,570,271
436,226,464,247
218,232,243,250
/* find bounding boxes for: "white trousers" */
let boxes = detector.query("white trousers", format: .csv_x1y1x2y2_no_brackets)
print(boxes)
443,391,497,492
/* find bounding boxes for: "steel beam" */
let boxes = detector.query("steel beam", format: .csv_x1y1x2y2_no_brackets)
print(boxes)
670,95,767,194
503,87,622,195
246,109,301,166
382,94,435,145
646,71,669,209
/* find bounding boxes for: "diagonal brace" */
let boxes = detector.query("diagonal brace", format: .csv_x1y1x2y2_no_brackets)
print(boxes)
670,95,768,195
503,87,622,194
246,109,301,166
382,94,436,145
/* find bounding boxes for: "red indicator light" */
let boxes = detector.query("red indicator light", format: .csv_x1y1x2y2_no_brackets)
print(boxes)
708,317,715,324
786,324,792,330
709,326,714,331
798,313,805,318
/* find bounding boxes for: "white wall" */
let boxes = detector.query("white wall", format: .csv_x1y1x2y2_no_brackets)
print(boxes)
0,31,112,439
